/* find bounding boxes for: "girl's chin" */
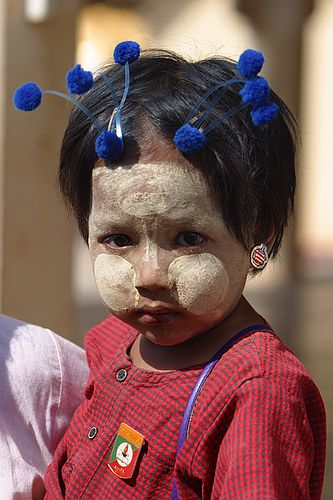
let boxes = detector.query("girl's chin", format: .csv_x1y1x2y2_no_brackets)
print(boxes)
111,309,227,346
137,325,208,348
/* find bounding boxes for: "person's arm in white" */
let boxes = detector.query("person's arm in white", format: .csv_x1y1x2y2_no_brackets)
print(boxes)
0,314,89,500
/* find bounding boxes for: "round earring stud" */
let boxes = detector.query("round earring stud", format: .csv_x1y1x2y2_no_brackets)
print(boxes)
250,243,269,269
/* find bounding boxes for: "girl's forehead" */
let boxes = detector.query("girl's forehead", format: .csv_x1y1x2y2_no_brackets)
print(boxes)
91,162,218,211
93,161,201,185
88,162,230,239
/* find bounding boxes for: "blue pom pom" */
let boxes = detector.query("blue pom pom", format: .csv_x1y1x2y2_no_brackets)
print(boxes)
240,77,269,106
174,124,206,153
114,41,140,65
66,64,93,95
95,131,124,161
237,49,265,79
251,102,279,126
13,82,42,111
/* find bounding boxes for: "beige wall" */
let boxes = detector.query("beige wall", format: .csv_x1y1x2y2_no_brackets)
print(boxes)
0,0,76,339
298,0,333,275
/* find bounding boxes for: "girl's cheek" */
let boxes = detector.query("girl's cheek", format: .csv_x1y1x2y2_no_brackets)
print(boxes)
93,254,139,313
168,254,230,315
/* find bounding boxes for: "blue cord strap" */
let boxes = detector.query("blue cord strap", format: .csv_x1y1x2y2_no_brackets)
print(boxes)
171,324,274,500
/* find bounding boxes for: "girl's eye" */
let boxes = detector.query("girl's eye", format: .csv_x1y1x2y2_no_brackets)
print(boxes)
175,232,205,247
103,234,133,248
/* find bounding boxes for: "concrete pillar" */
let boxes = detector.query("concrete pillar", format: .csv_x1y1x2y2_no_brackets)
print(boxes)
0,0,78,340
236,0,313,114
236,0,314,281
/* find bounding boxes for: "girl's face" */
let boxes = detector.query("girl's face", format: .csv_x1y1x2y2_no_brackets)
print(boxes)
88,162,250,346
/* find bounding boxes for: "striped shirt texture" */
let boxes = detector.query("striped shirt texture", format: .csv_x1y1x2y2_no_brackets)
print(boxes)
45,314,326,499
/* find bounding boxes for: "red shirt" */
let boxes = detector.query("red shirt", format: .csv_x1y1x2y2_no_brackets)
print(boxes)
45,315,326,499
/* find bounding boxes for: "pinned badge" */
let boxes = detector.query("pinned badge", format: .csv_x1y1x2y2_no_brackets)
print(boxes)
108,422,145,479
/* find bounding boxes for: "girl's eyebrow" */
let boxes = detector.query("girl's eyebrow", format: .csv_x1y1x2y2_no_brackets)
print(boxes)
90,213,224,232
90,217,136,230
157,212,224,226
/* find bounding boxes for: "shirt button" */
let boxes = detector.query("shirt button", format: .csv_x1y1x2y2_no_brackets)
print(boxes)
88,426,98,440
116,368,128,382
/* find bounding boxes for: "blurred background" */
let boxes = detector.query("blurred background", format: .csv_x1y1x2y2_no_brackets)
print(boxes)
0,0,332,496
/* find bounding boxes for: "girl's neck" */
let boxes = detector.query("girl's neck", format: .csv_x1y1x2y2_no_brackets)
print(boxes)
129,296,265,371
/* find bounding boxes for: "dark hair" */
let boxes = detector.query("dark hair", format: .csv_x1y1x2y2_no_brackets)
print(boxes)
59,48,297,263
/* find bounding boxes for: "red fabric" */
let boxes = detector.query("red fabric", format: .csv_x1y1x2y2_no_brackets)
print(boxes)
44,315,326,499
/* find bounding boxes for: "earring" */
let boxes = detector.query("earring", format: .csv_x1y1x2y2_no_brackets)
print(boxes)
250,243,269,269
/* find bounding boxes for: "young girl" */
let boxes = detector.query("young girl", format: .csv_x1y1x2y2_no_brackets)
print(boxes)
14,41,326,498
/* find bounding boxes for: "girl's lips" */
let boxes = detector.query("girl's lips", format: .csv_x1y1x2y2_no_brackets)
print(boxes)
136,310,178,324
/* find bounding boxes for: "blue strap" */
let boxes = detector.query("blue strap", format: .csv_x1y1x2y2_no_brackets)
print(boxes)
171,324,273,500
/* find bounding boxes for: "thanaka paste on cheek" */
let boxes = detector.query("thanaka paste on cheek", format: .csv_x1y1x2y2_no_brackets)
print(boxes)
94,254,139,313
168,253,229,315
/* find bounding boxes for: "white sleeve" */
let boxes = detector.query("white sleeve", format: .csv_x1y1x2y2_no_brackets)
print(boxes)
0,314,89,500
48,330,89,453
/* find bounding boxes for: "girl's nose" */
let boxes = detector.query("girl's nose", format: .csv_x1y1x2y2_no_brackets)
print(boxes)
134,253,170,291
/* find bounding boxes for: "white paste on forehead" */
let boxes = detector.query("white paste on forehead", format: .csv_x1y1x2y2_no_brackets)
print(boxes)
94,254,139,313
91,162,221,221
168,253,229,315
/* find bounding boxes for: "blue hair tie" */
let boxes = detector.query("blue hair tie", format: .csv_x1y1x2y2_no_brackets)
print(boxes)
66,64,93,95
13,82,42,111
95,131,124,161
173,48,279,154
237,49,264,79
174,125,206,154
94,41,140,161
13,40,141,163
114,41,140,65
251,102,279,126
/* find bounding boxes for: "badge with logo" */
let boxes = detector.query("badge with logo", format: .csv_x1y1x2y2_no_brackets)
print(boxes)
108,422,145,479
